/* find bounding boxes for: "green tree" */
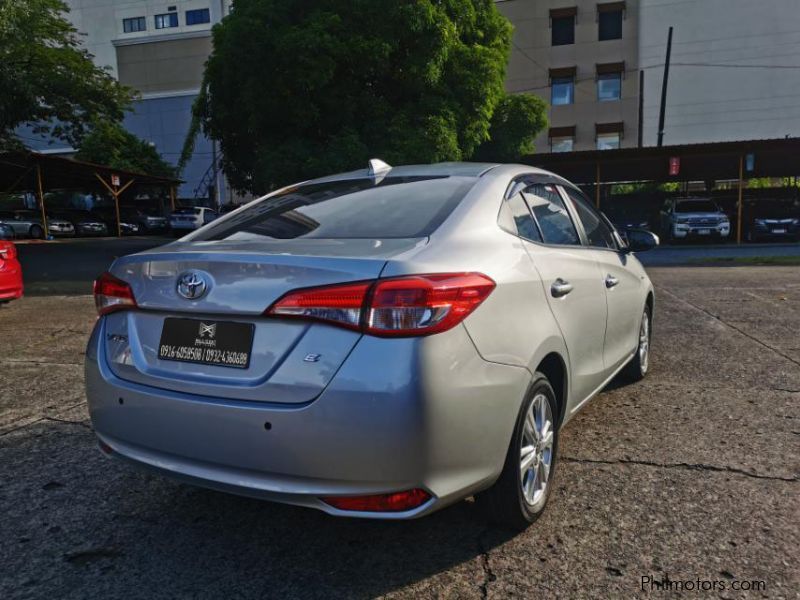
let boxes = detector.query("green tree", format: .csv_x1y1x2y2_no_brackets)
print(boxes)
192,0,545,193
0,0,132,150
76,120,174,177
473,94,548,162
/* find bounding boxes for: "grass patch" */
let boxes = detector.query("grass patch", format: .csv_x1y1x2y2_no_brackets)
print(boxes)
689,255,800,266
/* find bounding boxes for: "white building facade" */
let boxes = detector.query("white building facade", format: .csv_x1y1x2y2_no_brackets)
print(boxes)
31,0,233,201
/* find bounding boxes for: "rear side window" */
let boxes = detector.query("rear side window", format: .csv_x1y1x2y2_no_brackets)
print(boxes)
499,193,543,242
563,187,617,249
523,184,581,245
195,176,476,241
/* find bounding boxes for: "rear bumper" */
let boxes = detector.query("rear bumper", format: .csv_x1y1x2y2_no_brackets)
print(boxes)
85,319,529,518
0,264,23,300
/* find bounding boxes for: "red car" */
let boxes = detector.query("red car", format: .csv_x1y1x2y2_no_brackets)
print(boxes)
0,240,23,303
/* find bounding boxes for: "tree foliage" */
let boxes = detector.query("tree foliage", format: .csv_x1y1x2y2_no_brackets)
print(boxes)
473,94,548,162
196,0,548,193
75,120,175,177
0,0,132,150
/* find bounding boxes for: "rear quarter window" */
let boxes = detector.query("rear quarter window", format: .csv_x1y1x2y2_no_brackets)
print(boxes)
194,176,477,241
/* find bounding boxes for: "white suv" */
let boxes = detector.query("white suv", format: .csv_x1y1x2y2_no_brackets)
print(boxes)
660,198,730,241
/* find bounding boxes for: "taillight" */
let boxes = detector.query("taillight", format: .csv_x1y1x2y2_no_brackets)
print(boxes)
267,281,370,331
320,488,431,512
0,241,16,260
93,272,137,316
267,273,494,337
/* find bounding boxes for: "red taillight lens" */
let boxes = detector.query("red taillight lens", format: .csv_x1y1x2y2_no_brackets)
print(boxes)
93,272,137,316
366,273,495,336
0,241,17,260
321,488,431,512
267,281,370,330
266,273,495,337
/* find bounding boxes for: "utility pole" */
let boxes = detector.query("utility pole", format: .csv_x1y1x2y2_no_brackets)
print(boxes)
657,26,673,147
638,70,645,147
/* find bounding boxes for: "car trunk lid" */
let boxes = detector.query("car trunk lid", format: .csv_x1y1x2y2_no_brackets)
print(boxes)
102,238,425,403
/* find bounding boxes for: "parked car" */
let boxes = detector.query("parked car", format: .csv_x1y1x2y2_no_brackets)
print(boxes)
602,200,654,242
57,210,109,237
746,199,800,242
169,207,218,235
42,213,76,237
0,210,46,239
91,207,140,236
0,210,76,238
0,240,23,303
118,207,169,234
660,197,730,241
0,223,15,240
86,161,657,529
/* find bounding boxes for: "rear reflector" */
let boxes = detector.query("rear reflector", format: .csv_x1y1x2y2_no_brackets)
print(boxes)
267,273,494,337
321,488,432,512
93,271,137,316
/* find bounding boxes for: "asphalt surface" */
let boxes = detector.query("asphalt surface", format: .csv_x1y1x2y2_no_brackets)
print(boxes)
1,266,798,598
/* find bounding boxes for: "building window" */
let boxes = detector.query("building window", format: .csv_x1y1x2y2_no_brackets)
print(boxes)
597,133,620,150
122,16,146,33
155,13,179,29
551,16,575,46
551,137,574,153
597,133,621,150
551,77,575,106
598,2,625,40
599,11,623,40
549,126,576,153
186,8,211,25
597,72,622,101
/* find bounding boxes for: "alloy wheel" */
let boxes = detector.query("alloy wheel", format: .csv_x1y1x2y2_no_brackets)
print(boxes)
519,393,554,506
639,311,650,374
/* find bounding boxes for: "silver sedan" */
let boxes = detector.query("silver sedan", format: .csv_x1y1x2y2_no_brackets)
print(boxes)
85,161,657,529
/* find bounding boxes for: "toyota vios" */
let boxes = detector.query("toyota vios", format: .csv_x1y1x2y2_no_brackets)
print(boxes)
86,161,657,529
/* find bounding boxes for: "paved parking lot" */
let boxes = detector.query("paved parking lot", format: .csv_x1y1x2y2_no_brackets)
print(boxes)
0,266,798,599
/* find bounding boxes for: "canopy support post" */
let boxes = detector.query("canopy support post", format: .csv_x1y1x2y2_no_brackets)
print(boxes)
737,155,744,245
35,163,49,239
595,162,601,208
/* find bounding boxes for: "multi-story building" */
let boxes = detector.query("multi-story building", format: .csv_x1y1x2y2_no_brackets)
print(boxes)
497,0,640,153
498,0,800,153
28,0,232,202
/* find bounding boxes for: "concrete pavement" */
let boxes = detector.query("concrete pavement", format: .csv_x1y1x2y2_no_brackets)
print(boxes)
0,265,797,598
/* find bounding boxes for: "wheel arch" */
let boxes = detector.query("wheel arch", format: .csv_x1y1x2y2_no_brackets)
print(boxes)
535,352,568,429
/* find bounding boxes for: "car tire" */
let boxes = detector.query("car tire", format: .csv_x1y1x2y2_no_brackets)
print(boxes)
476,374,559,531
622,305,652,382
29,225,44,239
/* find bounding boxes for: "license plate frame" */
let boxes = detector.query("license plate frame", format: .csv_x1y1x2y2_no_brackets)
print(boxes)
158,318,255,369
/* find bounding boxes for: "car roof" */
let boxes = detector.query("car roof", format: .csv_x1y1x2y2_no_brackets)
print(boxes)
305,160,569,188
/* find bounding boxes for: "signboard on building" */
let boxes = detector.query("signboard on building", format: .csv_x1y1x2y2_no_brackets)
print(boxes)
669,157,680,176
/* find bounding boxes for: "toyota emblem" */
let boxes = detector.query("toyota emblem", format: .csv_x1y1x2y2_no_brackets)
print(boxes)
177,271,209,300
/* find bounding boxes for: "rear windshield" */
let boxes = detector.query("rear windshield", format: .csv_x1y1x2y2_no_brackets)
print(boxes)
676,200,718,213
194,176,476,241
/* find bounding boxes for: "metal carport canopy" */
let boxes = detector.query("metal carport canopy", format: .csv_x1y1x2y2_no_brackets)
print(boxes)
0,150,182,238
523,137,800,184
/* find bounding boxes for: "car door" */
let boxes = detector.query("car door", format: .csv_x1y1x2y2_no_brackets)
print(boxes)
561,186,645,374
515,181,608,409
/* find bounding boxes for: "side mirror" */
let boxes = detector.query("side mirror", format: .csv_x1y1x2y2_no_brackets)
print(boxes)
625,229,660,253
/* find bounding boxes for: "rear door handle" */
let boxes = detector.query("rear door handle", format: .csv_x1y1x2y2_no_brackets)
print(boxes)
605,274,620,288
551,278,573,298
